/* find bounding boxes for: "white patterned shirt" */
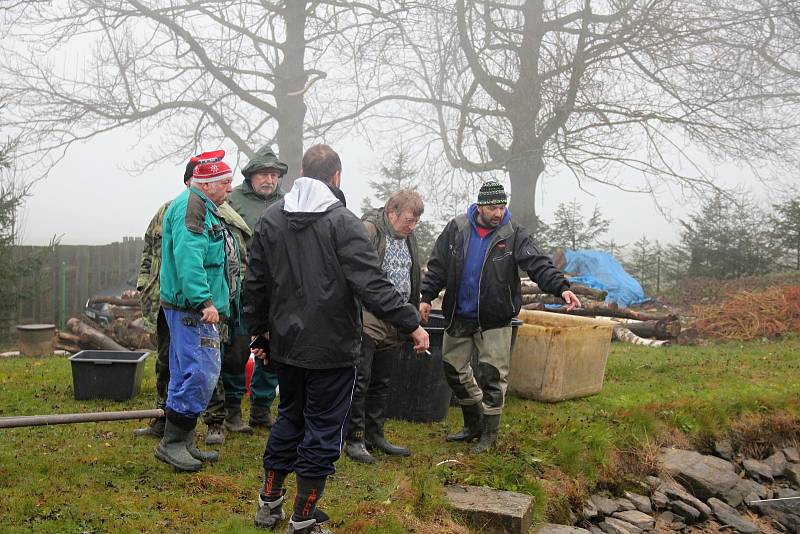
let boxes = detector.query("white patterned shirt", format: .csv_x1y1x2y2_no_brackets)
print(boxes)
382,234,412,302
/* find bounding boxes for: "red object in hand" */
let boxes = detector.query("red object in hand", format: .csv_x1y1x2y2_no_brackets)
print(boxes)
245,354,255,397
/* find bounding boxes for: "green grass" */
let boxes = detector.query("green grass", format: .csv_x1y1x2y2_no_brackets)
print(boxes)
1,336,800,533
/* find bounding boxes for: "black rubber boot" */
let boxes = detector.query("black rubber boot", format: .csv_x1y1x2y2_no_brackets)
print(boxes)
446,403,483,442
344,441,375,464
186,429,219,463
366,435,411,456
154,417,202,472
254,489,287,529
224,398,254,434
133,416,165,438
249,403,275,428
472,414,500,453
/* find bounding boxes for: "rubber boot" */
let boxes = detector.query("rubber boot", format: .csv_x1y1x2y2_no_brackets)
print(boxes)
364,391,410,457
446,403,483,442
249,403,275,428
133,416,165,438
224,398,254,434
344,441,375,464
254,489,287,529
285,510,332,534
186,429,219,463
205,422,225,445
472,414,500,453
154,419,202,472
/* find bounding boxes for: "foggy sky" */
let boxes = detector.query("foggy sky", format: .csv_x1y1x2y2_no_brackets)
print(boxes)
17,126,765,249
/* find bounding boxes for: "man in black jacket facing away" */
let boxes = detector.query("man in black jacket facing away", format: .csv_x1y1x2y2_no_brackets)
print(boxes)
244,144,429,534
420,181,580,453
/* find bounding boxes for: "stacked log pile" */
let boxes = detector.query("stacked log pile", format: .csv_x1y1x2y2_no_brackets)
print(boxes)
520,279,681,348
56,294,154,353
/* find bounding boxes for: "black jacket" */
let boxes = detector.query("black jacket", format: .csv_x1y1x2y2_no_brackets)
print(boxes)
420,210,569,330
243,178,420,369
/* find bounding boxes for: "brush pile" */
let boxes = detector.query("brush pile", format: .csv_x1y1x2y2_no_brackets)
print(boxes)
694,286,800,341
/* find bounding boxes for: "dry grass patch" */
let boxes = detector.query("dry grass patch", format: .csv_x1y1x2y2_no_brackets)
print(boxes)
727,411,800,459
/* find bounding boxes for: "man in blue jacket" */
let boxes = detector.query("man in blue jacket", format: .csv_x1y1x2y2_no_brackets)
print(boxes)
420,181,581,453
156,151,238,472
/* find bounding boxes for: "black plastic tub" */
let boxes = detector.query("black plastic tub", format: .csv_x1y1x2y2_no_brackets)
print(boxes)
386,313,451,423
68,350,149,401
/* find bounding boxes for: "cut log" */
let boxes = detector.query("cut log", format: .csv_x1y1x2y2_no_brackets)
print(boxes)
87,296,141,307
105,304,142,320
57,331,81,344
109,318,154,350
522,302,677,322
521,281,607,300
521,294,566,305
613,326,670,347
67,318,128,351
610,319,681,340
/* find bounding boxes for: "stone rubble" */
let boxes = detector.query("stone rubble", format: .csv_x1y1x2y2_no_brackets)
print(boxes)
541,440,800,534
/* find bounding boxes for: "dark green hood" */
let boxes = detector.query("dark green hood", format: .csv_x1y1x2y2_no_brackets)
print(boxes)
241,144,288,179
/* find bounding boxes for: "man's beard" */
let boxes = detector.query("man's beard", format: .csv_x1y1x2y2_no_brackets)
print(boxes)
477,213,500,228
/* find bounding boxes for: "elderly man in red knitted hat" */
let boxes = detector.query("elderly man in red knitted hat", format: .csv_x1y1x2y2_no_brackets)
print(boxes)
155,151,240,472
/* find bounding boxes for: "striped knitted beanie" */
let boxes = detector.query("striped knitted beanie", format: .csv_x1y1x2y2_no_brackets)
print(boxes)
477,181,507,206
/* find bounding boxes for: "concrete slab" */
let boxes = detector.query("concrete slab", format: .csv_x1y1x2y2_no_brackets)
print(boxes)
445,484,533,534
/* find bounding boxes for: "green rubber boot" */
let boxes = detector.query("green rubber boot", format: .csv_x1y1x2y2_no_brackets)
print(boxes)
186,429,219,463
154,419,202,472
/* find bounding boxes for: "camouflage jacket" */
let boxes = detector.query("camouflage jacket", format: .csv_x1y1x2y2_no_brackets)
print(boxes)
137,202,170,333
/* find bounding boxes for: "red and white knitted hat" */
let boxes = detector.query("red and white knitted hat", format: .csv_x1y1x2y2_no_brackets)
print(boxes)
192,150,233,183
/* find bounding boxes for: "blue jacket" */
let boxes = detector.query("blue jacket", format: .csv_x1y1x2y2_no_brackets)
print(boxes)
455,204,511,319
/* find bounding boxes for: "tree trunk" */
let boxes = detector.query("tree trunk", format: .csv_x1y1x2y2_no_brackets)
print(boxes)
274,1,308,190
507,154,544,237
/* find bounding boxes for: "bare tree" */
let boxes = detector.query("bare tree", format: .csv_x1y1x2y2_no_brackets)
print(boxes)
371,0,800,233
0,0,411,185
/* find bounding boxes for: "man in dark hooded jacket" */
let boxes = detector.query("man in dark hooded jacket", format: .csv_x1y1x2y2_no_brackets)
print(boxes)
420,181,581,454
228,145,289,429
243,144,429,534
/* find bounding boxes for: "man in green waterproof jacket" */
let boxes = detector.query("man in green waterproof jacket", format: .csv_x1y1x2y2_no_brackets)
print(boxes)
155,151,238,472
133,157,255,447
227,144,288,429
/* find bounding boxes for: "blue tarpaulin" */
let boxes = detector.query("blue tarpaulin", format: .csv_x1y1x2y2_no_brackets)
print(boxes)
561,250,650,308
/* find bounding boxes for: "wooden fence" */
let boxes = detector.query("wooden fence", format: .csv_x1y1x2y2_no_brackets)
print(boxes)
13,237,144,329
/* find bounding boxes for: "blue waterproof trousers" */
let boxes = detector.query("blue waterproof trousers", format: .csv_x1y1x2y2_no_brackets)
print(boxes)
164,308,222,419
